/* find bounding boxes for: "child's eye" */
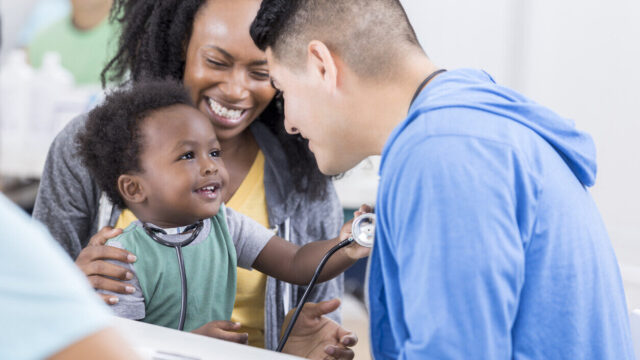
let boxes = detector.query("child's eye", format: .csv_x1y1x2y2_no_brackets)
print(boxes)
179,152,195,160
209,149,222,158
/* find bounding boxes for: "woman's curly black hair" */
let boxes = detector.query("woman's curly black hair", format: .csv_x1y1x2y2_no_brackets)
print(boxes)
77,80,194,209
102,0,330,200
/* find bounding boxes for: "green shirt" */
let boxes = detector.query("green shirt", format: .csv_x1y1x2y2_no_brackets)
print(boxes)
108,209,238,332
28,15,119,85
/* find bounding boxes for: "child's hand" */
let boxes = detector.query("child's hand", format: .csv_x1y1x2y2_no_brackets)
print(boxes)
353,204,374,219
191,320,249,344
344,240,372,260
340,204,374,260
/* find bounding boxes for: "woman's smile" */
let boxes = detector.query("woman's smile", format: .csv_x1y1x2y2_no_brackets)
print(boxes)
203,96,252,128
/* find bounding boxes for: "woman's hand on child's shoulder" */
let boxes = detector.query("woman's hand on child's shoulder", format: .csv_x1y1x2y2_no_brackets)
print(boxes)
191,321,249,344
75,226,137,305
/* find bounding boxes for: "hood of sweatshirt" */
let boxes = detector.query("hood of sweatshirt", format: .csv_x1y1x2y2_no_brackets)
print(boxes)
402,69,597,187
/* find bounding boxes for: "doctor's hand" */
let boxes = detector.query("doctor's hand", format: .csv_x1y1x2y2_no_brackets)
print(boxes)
75,226,137,305
192,321,249,344
282,299,358,360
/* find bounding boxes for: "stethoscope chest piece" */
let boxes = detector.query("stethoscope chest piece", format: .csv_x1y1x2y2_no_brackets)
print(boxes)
351,213,375,248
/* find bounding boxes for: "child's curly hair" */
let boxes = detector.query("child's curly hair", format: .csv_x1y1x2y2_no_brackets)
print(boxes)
76,80,193,208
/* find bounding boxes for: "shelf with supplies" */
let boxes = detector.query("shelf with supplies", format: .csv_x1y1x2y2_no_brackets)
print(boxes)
0,50,106,179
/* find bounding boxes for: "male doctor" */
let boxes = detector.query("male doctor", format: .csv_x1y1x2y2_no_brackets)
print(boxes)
250,0,635,359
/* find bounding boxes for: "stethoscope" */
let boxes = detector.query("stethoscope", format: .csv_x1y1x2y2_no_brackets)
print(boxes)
143,220,204,331
276,213,376,352
141,212,376,344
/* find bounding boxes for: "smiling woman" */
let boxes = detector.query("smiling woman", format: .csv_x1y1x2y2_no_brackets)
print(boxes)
181,1,275,144
33,0,352,357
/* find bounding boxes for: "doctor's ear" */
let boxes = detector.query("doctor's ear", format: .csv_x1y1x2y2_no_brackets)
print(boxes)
307,40,339,92
118,174,146,204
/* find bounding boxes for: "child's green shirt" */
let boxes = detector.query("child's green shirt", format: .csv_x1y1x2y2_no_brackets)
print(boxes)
101,205,274,331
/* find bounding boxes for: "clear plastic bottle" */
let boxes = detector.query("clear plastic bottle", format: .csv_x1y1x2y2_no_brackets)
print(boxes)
32,52,74,133
0,49,36,176
26,52,75,174
0,49,35,133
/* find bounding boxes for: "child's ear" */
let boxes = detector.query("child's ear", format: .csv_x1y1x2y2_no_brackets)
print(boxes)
117,174,146,204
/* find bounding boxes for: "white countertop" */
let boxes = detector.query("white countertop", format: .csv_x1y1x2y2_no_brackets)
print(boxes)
112,317,303,360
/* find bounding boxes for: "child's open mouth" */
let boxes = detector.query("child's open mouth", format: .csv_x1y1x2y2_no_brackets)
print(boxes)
194,183,221,200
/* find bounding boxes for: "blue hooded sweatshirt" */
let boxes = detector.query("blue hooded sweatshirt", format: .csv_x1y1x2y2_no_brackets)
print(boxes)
368,69,634,359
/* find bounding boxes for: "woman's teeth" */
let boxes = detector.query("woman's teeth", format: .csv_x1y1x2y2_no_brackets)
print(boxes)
208,98,243,120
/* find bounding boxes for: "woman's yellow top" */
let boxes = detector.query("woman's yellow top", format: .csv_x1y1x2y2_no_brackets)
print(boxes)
114,150,269,348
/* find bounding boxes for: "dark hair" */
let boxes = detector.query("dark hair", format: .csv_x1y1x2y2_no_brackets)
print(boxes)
102,0,329,200
250,0,298,53
250,0,421,78
77,80,194,208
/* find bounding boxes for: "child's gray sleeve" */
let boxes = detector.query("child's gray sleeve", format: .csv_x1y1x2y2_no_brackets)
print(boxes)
225,207,275,269
97,240,146,320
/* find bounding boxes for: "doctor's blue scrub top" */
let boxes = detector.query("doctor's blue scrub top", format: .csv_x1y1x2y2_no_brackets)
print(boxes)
368,69,634,359
0,194,112,360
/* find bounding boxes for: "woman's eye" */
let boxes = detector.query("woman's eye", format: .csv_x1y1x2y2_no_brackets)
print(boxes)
210,150,222,158
179,152,195,160
206,59,228,67
251,71,270,81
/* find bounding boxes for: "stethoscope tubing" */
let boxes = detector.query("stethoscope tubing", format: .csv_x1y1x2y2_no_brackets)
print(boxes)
144,221,203,331
174,245,188,331
276,237,355,352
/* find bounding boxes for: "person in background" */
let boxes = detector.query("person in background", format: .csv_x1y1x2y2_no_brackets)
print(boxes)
33,0,351,357
27,0,117,85
249,0,635,359
18,0,70,47
0,193,139,360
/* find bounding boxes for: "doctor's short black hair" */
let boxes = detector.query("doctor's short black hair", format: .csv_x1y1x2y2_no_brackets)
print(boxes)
76,80,193,209
250,0,422,78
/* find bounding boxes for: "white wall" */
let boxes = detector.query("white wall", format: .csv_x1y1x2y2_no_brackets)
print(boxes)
402,0,516,86
399,0,640,309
